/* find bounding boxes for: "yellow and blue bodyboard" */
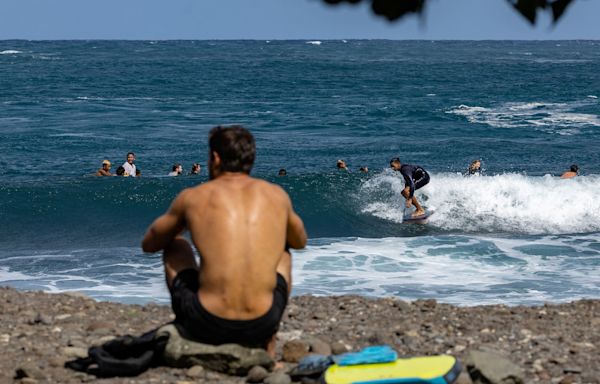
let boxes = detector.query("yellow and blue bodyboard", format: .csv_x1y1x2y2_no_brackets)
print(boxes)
324,355,461,384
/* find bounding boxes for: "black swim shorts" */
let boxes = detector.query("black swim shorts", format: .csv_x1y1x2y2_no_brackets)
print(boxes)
413,169,430,190
170,269,288,348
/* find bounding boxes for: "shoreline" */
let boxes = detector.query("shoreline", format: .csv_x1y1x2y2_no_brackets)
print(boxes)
1,286,598,383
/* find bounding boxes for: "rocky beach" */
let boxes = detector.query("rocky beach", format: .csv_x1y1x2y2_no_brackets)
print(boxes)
0,286,598,384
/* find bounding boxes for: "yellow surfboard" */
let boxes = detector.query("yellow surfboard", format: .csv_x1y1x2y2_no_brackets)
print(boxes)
324,355,461,384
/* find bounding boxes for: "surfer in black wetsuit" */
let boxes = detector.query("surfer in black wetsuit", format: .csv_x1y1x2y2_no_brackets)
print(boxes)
390,157,430,218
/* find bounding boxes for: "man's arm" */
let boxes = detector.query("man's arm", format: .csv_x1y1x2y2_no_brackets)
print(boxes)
401,168,415,198
284,194,307,250
142,190,188,253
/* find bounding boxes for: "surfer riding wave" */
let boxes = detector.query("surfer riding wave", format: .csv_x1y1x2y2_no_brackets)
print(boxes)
390,157,430,218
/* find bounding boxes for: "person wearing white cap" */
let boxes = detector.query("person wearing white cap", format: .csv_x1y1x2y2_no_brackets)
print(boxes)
95,160,113,176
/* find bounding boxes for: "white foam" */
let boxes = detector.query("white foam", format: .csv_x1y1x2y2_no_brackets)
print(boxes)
293,234,600,305
0,50,22,55
361,172,600,235
2,235,599,306
446,99,600,134
0,266,32,281
306,41,322,46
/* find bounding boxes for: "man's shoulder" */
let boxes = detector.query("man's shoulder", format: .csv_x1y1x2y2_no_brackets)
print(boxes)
253,177,287,194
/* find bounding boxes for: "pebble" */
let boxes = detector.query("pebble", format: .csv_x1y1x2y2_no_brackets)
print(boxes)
15,364,45,380
246,365,269,382
309,338,332,355
533,358,545,372
331,341,349,355
33,313,52,326
264,371,292,384
185,365,205,378
563,366,582,374
282,340,310,363
61,346,88,358
558,375,576,384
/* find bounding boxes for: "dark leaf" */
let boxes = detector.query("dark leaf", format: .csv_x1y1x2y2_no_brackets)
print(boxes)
371,0,425,21
551,0,574,22
508,0,546,24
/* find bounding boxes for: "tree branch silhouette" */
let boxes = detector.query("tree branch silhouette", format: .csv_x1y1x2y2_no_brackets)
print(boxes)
321,0,575,24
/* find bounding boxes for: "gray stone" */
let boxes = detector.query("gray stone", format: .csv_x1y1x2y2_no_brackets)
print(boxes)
331,341,349,355
158,324,274,376
264,371,292,384
186,365,205,378
15,364,45,380
247,365,269,382
455,371,474,384
466,349,524,384
282,339,310,363
32,313,52,325
61,346,88,358
308,338,332,356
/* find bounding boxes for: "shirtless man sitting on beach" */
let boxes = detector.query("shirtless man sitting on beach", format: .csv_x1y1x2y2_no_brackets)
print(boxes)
142,125,307,355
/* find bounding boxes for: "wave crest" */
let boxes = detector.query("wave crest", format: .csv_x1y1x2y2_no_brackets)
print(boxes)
361,172,600,235
446,99,600,135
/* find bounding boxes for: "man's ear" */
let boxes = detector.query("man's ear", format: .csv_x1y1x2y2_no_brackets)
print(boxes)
212,151,221,167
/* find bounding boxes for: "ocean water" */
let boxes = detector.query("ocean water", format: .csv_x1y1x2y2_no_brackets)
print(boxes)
1,40,599,306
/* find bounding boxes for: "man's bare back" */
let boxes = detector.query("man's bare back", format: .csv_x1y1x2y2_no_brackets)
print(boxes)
183,174,299,319
142,125,306,350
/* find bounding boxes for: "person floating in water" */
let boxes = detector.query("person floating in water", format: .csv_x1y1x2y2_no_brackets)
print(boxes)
337,159,350,172
465,159,482,176
142,125,306,356
95,160,112,176
116,166,129,177
168,164,183,176
278,168,287,176
190,163,201,175
390,157,430,218
561,164,579,179
122,152,137,178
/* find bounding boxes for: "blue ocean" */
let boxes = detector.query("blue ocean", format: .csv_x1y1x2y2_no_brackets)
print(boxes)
1,40,599,306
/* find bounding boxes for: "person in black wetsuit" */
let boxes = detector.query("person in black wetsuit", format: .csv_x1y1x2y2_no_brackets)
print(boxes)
390,157,430,218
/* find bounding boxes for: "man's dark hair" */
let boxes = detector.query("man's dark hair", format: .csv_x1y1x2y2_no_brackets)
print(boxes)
570,164,579,173
209,125,256,174
278,168,287,176
172,164,180,172
116,166,125,176
390,157,400,165
127,152,135,157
